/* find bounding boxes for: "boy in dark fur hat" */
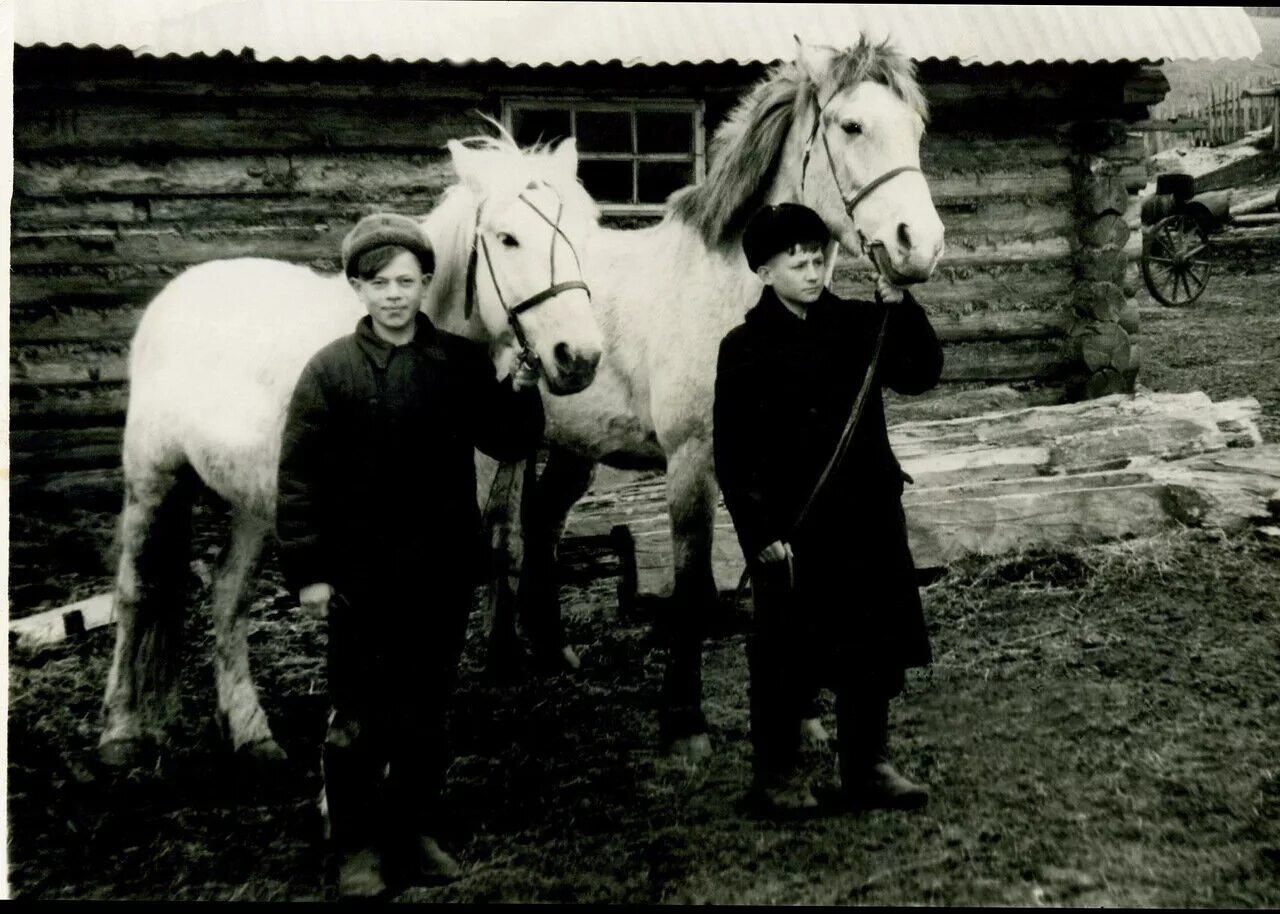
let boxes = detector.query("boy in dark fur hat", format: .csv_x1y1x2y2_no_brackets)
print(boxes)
713,203,942,815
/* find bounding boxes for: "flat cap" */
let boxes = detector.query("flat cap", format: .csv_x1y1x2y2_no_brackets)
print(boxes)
341,212,434,277
742,203,830,272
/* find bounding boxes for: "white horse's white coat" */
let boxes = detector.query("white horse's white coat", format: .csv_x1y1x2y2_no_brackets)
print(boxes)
100,137,603,765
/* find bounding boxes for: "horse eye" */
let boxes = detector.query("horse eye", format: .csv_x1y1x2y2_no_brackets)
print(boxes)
497,233,519,248
841,121,863,136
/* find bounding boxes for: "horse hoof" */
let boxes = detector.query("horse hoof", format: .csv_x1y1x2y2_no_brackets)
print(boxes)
98,738,155,770
236,738,289,770
667,733,713,766
800,717,831,749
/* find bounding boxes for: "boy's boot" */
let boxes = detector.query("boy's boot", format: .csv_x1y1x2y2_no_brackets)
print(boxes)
402,835,463,886
338,847,388,900
754,771,819,816
836,697,928,811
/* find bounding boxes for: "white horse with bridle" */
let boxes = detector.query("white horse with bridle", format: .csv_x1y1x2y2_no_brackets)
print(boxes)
99,136,604,768
504,36,946,761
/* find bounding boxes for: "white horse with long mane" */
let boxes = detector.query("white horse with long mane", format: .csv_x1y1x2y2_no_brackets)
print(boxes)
100,136,604,767
505,36,945,761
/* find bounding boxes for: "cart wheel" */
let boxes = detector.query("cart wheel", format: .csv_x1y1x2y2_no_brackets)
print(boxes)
1141,213,1212,307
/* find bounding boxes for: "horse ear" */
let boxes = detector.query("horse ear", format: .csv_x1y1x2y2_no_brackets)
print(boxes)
447,139,486,190
794,36,834,84
550,137,580,179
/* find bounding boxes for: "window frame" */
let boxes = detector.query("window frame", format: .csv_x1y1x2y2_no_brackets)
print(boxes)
500,96,707,216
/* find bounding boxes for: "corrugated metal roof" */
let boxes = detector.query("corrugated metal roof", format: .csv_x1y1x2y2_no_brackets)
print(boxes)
14,1,1264,68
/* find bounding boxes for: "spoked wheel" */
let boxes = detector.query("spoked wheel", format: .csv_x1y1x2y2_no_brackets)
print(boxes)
1141,213,1212,307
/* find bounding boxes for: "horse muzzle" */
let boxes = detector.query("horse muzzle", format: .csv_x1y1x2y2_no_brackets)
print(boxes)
542,343,601,396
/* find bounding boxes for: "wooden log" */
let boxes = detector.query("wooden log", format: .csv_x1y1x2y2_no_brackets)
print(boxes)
1229,185,1280,218
10,306,143,344
11,225,346,267
10,593,115,651
1084,368,1134,399
10,269,172,307
15,101,481,153
9,199,147,228
10,467,125,513
929,169,1074,206
11,345,130,386
10,384,129,428
938,339,1070,383
1071,281,1125,323
13,153,453,198
1146,445,1280,532
146,193,440,225
1073,322,1132,373
885,383,1068,425
934,199,1073,241
1078,175,1131,216
10,426,125,472
1078,214,1131,250
929,308,1071,343
1074,249,1128,284
832,261,1073,308
1230,213,1280,227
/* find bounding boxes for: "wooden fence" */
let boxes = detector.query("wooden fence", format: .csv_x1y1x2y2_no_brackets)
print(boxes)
1145,76,1280,154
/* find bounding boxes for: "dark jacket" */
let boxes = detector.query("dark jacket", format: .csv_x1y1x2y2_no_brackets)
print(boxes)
276,313,544,599
713,286,943,672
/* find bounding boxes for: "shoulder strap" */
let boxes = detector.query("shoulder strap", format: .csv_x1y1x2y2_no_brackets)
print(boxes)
787,303,890,538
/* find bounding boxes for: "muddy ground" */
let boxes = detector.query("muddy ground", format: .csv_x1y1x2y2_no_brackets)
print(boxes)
8,258,1280,904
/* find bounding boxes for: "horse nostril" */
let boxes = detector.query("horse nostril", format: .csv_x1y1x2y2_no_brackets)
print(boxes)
897,222,912,251
553,342,573,369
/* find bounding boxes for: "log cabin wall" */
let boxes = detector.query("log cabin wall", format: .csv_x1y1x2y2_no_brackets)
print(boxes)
10,48,1162,499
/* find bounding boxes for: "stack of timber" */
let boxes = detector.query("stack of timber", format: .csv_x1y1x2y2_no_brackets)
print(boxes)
560,391,1279,599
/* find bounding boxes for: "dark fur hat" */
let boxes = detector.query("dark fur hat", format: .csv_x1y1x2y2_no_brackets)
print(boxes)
341,212,435,278
742,203,830,272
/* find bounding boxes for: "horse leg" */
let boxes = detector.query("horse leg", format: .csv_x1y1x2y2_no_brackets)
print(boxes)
480,456,527,677
517,445,596,672
659,436,717,764
210,507,287,768
100,467,195,768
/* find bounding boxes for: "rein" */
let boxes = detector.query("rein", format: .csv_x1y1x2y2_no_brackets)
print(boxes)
465,183,591,371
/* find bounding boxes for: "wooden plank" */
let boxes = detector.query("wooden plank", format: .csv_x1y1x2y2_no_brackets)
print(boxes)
15,102,482,153
10,593,115,651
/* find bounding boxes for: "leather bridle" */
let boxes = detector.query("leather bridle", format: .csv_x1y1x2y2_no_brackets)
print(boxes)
465,182,591,372
799,88,921,256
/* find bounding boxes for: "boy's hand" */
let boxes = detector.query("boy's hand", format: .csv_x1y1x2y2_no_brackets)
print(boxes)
511,356,541,391
299,582,333,619
876,274,905,304
756,540,793,564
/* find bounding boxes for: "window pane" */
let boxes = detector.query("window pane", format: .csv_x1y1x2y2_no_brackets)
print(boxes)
637,110,693,154
576,110,632,154
512,108,571,147
580,160,634,204
637,160,693,204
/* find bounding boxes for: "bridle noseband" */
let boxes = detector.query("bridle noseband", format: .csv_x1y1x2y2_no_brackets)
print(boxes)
465,182,591,372
799,89,921,255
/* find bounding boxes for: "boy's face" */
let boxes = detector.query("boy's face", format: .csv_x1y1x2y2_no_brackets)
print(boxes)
349,250,429,338
757,243,826,309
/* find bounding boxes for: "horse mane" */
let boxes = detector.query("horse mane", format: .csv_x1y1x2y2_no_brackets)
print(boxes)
668,35,927,249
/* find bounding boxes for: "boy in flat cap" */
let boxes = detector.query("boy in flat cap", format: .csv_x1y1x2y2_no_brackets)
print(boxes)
277,212,544,898
713,203,942,816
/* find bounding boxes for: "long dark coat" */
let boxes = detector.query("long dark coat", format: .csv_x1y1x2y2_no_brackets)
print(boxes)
276,313,545,605
713,286,943,680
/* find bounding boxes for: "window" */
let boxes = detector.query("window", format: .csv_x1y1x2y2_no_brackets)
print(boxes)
502,98,705,214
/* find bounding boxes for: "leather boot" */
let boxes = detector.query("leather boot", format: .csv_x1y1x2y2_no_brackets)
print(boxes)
835,696,928,812
401,835,463,886
751,770,819,817
338,847,388,900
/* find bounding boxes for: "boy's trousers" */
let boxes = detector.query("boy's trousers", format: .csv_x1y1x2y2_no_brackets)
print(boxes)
322,579,472,852
747,554,904,785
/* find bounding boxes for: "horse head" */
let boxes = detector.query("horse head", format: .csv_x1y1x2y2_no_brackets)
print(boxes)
424,132,603,396
790,36,944,285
